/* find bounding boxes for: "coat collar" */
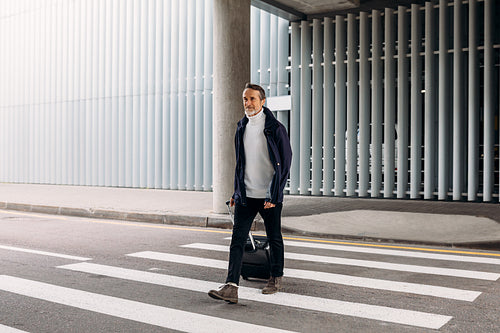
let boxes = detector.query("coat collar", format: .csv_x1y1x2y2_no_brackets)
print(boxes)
238,106,279,131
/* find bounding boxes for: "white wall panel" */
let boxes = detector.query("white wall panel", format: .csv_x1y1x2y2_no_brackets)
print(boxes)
186,0,196,191
169,0,179,190
385,8,397,198
202,0,213,192
438,0,450,200
311,19,323,196
453,0,464,200
468,0,479,200
299,20,312,195
371,9,383,198
334,15,346,197
358,12,370,198
323,17,334,196
194,0,205,191
397,6,409,199
0,0,497,204
154,0,164,189
285,1,498,202
289,21,301,195
118,0,128,187
147,0,156,189
177,0,187,190
346,13,358,197
483,0,494,201
111,0,121,187
139,0,148,188
125,0,134,187
259,11,271,97
410,4,423,199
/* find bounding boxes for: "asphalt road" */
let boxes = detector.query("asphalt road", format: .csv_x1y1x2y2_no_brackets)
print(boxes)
1,209,500,332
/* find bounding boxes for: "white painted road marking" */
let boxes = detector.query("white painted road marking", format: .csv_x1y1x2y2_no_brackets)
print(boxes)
283,240,500,265
0,245,91,261
182,243,500,281
127,250,481,301
129,251,227,268
0,275,297,333
0,324,30,333
59,262,452,330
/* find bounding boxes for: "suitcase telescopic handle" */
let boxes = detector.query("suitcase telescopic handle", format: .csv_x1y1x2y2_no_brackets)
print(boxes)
226,200,256,251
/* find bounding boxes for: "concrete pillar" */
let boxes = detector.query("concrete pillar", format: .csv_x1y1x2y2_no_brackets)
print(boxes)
213,0,251,213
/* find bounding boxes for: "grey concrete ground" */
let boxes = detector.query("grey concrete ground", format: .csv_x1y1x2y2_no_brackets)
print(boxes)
0,183,499,247
4,211,500,332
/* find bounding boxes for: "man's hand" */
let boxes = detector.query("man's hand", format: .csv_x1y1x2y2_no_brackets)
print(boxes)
229,198,235,207
264,201,275,209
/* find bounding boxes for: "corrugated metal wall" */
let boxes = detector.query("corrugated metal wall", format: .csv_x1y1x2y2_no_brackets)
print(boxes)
1,0,499,203
288,0,499,202
0,0,288,191
0,0,216,190
250,7,290,130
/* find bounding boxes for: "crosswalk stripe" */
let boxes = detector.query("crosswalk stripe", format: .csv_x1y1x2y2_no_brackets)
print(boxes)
0,275,296,333
224,236,500,261
0,324,29,333
0,245,91,261
127,251,480,301
58,262,452,330
181,243,500,281
129,251,228,268
283,240,500,265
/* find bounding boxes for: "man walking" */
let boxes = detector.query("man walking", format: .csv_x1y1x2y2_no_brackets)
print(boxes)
208,83,292,304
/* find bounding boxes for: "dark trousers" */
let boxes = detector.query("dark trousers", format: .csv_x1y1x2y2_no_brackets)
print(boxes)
226,197,284,285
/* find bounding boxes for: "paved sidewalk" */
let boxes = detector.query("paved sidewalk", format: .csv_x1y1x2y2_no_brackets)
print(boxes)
0,183,499,247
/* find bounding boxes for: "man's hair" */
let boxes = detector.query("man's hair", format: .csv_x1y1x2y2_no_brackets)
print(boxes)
244,83,266,100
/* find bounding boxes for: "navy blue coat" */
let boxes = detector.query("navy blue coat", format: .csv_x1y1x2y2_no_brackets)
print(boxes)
232,107,292,205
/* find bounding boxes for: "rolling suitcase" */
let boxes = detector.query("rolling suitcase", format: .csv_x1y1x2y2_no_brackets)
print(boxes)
226,201,271,280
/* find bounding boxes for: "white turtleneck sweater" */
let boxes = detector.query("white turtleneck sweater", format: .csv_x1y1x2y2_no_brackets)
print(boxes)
243,110,275,199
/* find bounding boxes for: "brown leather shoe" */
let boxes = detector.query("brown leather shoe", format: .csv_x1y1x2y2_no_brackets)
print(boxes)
262,276,282,294
208,284,238,304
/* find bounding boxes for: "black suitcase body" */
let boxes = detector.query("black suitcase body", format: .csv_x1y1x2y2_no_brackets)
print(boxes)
226,201,271,280
241,235,271,280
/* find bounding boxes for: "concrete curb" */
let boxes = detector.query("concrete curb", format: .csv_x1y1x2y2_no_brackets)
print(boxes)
1,201,498,249
0,201,272,231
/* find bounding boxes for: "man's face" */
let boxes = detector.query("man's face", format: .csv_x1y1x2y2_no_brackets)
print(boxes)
242,88,265,117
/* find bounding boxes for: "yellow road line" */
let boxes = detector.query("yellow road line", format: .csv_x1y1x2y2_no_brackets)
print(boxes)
88,219,233,235
0,209,68,220
88,219,500,258
281,235,500,258
2,209,499,257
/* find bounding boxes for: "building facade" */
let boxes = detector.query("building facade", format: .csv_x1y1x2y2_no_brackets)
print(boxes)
0,0,498,202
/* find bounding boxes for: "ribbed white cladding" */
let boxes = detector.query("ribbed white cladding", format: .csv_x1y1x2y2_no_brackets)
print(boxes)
287,1,498,201
0,0,498,203
0,0,287,192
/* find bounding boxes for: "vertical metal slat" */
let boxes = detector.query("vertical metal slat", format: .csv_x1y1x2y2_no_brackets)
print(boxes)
371,10,383,198
358,11,370,197
438,0,450,200
323,17,334,196
299,20,311,195
289,21,301,195
334,15,346,197
311,19,323,196
410,4,423,199
424,1,437,199
384,8,396,198
483,0,494,201
397,6,409,198
346,13,358,197
468,0,479,201
453,0,464,200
